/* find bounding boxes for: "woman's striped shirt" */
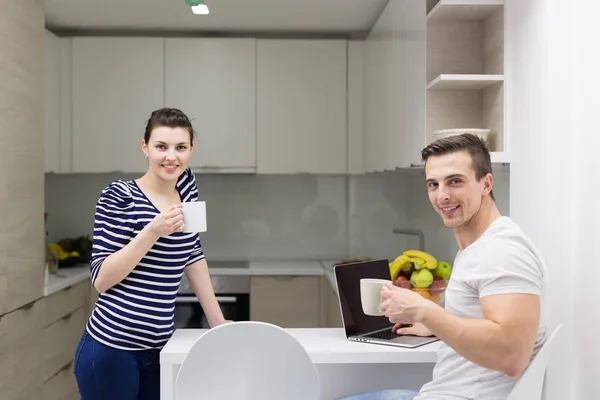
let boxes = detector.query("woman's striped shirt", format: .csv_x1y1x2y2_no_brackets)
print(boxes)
85,168,205,350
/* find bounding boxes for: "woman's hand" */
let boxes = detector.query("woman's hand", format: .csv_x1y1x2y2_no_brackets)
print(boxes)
148,204,184,236
393,322,433,337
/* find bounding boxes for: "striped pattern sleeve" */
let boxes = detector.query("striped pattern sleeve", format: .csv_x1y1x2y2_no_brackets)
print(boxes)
178,168,205,266
90,181,135,284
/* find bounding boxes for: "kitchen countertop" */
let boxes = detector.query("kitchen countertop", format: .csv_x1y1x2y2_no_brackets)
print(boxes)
44,264,90,296
43,259,340,297
161,327,440,365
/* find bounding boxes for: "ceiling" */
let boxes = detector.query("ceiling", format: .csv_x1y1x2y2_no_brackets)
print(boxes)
45,0,389,38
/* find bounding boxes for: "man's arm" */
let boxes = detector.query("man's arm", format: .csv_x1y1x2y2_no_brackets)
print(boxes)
419,292,540,377
184,259,227,328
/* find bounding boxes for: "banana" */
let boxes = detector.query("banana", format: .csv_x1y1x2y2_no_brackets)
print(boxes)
389,254,412,280
402,249,437,270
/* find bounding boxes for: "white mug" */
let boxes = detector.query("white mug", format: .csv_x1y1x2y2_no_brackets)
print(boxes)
360,278,392,316
181,201,207,232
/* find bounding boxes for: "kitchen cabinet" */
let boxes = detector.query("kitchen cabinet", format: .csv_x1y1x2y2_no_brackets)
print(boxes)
44,30,61,173
347,40,365,175
319,276,343,328
250,276,321,328
363,0,427,171
256,39,347,174
44,32,73,174
165,38,257,173
0,279,90,400
71,37,165,173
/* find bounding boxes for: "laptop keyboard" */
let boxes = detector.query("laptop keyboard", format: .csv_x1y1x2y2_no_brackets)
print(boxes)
364,328,400,340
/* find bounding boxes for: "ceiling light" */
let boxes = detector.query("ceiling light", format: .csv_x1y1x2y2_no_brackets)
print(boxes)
185,0,209,15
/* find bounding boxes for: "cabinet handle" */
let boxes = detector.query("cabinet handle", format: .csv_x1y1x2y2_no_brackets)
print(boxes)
61,312,73,322
22,301,35,310
64,285,72,291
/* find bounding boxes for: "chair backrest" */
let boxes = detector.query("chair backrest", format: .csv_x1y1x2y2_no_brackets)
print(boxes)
175,321,321,400
507,323,562,400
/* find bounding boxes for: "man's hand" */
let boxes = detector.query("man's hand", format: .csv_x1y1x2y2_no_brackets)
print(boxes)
393,322,433,337
379,283,436,325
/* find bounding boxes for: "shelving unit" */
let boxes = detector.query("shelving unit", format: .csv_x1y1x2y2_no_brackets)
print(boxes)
425,0,506,157
426,74,504,90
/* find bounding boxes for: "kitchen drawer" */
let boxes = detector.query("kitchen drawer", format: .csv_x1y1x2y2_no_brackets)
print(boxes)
27,361,79,400
250,276,321,328
0,299,48,399
44,280,88,326
39,307,86,383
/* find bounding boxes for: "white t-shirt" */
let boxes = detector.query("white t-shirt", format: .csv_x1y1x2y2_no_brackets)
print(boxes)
415,216,549,400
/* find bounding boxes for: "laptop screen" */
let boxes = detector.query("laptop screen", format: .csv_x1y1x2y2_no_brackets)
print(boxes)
334,259,394,337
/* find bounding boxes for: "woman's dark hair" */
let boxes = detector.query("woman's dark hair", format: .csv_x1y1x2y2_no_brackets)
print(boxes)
143,108,196,144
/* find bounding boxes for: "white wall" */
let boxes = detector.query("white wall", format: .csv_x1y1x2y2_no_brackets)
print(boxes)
508,0,599,398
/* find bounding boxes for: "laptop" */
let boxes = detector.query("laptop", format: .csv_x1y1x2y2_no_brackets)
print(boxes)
333,259,439,348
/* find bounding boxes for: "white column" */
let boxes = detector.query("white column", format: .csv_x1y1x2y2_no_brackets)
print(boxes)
508,0,600,398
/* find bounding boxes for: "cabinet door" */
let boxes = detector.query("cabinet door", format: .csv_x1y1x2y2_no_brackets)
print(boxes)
71,37,164,173
250,276,320,328
44,30,61,173
256,40,347,174
165,38,256,173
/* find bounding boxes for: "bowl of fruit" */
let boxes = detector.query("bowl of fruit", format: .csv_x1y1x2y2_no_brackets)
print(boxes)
389,250,452,305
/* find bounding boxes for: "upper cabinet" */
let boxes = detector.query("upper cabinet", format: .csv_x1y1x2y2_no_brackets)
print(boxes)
71,37,165,173
424,0,507,163
44,31,61,174
256,39,347,174
44,32,73,174
165,38,257,173
363,0,427,172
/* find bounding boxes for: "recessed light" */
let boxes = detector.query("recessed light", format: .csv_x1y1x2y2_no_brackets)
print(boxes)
185,0,209,15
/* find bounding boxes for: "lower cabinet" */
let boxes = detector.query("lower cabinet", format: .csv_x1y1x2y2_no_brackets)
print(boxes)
250,276,322,328
320,276,343,328
0,279,93,400
249,275,343,329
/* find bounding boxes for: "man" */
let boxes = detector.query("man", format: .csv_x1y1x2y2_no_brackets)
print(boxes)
340,134,548,400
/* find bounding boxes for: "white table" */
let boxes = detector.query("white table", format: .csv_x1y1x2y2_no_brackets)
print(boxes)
160,328,440,400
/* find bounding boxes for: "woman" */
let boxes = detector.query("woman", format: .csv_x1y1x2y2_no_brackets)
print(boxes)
73,108,228,400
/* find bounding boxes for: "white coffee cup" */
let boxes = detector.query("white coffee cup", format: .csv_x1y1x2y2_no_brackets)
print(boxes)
360,278,392,316
181,201,207,232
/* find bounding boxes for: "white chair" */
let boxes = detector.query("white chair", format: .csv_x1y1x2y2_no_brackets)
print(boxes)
175,321,321,400
507,323,562,400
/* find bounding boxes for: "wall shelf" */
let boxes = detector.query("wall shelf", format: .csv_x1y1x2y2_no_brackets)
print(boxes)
426,74,504,90
427,0,504,25
426,0,506,155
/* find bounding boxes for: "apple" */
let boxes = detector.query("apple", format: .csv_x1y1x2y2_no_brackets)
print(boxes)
393,276,412,290
432,261,452,280
430,276,447,293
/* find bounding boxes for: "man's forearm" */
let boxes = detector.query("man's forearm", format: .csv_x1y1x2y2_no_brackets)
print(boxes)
420,304,526,376
185,259,225,327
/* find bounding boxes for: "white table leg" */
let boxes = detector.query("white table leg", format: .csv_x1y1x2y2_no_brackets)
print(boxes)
161,363,180,400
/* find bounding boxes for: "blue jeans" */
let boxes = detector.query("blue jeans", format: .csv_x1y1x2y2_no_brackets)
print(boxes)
337,390,419,400
73,330,161,400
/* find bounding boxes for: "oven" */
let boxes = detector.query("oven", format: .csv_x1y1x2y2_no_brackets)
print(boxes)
174,269,250,329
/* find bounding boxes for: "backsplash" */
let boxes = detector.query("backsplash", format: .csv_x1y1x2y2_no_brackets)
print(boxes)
44,166,510,264
45,173,349,260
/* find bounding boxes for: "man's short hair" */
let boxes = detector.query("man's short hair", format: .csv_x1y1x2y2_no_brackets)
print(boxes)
421,133,495,201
